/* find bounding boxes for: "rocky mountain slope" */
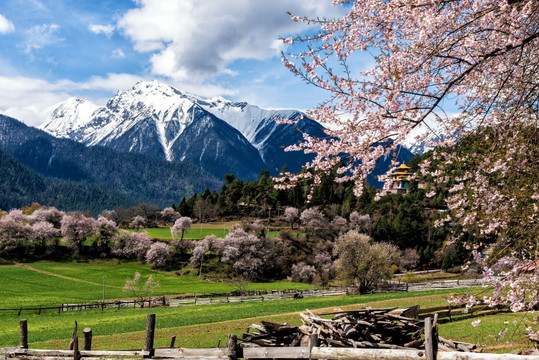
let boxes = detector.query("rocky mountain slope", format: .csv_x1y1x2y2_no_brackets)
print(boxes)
40,81,326,179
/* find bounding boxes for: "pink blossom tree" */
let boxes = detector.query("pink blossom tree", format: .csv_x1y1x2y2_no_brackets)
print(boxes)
331,216,348,233
111,231,153,261
349,212,370,231
279,0,537,202
190,236,213,275
221,226,265,280
31,222,60,247
289,262,319,284
145,242,170,268
7,209,26,223
284,207,299,229
280,0,538,334
299,207,328,235
60,213,97,256
130,215,147,231
171,216,192,240
245,219,265,237
160,207,180,225
30,207,64,229
279,0,538,240
314,250,335,284
0,211,32,256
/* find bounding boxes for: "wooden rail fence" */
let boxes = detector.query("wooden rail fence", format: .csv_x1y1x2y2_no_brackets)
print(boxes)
0,279,482,316
2,313,538,360
0,288,349,316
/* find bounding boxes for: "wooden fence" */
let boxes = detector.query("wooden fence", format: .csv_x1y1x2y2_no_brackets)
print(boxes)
2,313,538,360
0,279,482,316
0,288,349,316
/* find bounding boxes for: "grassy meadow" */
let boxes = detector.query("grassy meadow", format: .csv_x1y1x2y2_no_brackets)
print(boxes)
0,249,535,353
0,260,314,308
136,222,237,240
0,287,534,354
0,288,463,348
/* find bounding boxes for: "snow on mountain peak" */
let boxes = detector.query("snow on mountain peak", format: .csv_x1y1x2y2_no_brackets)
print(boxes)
39,80,322,174
39,97,98,138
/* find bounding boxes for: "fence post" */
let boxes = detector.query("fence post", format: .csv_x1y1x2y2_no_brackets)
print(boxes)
433,314,439,356
144,314,156,357
20,319,28,349
425,317,433,360
227,334,237,360
69,321,78,350
83,328,92,350
73,334,80,360
424,316,438,360
169,335,176,348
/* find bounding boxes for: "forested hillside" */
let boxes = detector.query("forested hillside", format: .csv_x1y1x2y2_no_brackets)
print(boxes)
0,149,136,214
0,114,221,211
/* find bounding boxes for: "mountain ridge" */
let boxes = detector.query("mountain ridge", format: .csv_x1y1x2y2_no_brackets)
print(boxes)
40,81,327,179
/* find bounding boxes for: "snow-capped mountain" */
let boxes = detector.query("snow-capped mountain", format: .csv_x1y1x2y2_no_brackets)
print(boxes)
40,81,326,180
41,98,98,139
196,94,325,174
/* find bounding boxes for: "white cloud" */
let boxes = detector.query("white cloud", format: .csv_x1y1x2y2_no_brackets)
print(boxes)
117,0,345,81
24,23,63,53
89,24,115,37
111,48,125,59
0,74,145,126
0,76,71,126
0,14,15,34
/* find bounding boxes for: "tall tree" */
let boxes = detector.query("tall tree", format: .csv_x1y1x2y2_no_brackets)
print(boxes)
333,230,400,293
171,217,192,241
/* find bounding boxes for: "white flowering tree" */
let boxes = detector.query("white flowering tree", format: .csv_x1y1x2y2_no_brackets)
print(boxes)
334,230,400,293
145,242,170,268
171,216,192,241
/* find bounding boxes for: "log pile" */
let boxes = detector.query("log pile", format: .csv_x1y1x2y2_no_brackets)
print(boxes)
240,307,477,352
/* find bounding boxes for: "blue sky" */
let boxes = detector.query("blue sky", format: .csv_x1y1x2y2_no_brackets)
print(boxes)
0,0,346,126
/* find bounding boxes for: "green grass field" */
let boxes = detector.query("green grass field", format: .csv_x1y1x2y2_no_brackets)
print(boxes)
135,223,303,240
0,261,314,308
0,288,470,349
1,288,532,353
1,260,535,353
134,222,235,240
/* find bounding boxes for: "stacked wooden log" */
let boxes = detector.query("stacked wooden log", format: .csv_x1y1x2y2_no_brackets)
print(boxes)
240,307,477,352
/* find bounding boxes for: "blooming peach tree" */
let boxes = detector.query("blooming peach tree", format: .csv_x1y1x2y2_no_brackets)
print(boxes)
279,0,538,336
171,216,192,241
